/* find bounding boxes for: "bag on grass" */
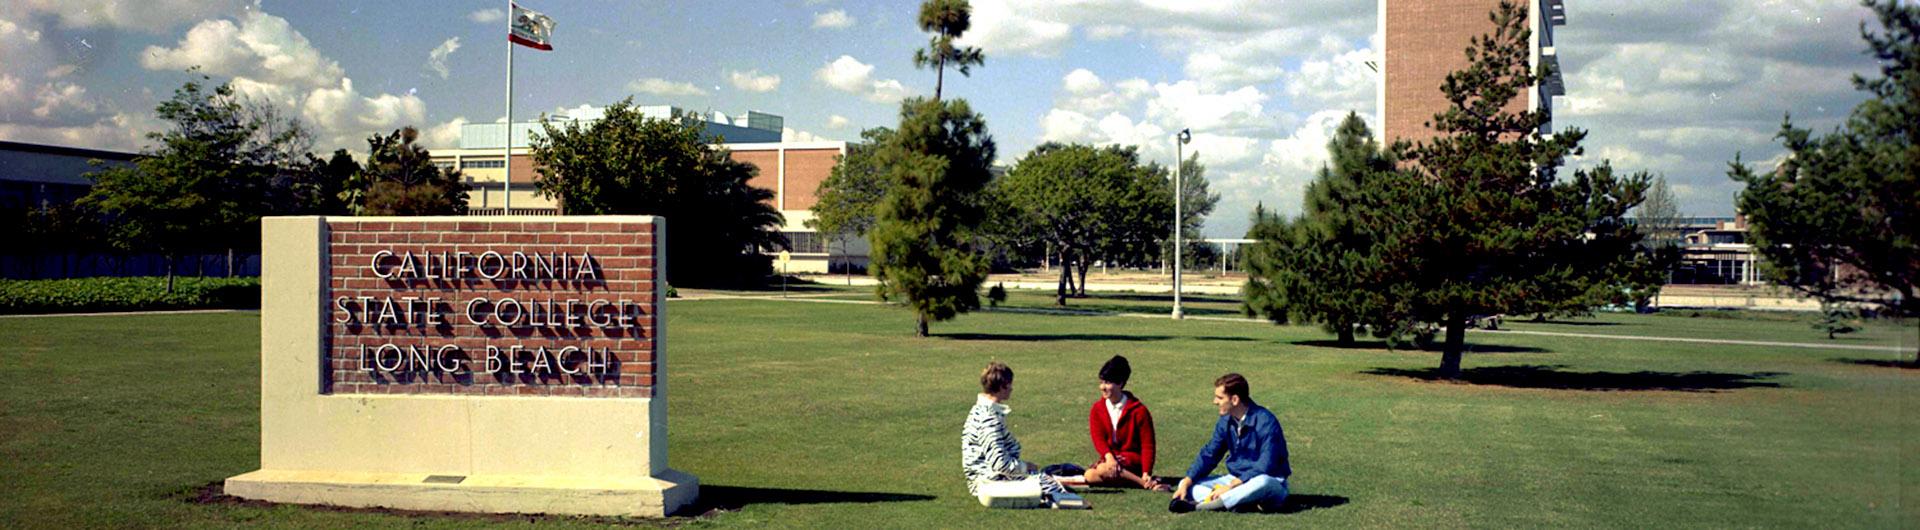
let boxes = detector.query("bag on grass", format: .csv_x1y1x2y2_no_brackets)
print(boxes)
975,476,1046,509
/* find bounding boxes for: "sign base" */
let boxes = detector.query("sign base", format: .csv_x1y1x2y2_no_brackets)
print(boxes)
225,468,698,517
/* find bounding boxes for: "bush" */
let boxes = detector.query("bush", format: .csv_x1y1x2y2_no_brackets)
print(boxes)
0,277,260,314
987,283,1007,307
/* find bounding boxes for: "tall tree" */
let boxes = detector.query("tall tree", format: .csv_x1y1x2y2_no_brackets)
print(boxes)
353,127,469,216
912,0,985,101
1243,112,1402,344
1385,1,1651,378
1730,0,1918,363
1635,174,1682,246
809,127,895,270
869,97,997,336
80,75,300,291
531,99,787,286
997,143,1171,305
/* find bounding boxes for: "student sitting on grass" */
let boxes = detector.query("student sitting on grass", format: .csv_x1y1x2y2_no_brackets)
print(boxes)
1059,355,1167,491
962,361,1089,509
1169,373,1292,513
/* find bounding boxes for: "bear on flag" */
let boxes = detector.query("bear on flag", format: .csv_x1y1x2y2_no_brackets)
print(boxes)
509,3,554,51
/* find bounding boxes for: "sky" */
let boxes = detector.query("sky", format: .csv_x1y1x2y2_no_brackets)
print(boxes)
0,0,1888,238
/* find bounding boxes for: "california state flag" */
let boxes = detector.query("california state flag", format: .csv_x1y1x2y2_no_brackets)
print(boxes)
509,3,555,51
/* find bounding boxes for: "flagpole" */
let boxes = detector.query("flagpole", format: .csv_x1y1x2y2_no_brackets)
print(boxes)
503,0,514,212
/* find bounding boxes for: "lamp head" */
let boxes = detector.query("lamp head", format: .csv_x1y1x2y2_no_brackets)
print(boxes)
1177,129,1191,144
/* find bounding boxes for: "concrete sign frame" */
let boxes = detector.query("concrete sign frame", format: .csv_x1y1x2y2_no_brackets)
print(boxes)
225,216,696,517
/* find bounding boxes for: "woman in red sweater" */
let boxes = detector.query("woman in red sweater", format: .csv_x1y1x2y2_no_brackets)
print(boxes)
1075,355,1167,491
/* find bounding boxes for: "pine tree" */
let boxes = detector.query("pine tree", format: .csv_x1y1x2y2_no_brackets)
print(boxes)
1242,112,1402,344
913,0,985,101
1388,1,1651,378
869,97,996,336
1730,0,1918,363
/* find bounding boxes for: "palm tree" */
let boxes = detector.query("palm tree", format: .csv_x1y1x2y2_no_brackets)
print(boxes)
912,0,985,101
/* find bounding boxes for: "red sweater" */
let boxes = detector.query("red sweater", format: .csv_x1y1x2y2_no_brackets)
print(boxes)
1089,392,1156,476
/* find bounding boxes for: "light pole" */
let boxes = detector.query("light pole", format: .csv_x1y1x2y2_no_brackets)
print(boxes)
1173,128,1190,320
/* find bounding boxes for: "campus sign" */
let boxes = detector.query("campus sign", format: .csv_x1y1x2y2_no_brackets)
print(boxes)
226,216,697,517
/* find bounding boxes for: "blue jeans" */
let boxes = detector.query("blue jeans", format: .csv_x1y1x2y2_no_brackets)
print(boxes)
1191,474,1289,509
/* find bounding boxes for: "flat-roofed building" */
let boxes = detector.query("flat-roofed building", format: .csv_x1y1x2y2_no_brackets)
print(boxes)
428,107,863,274
0,141,138,209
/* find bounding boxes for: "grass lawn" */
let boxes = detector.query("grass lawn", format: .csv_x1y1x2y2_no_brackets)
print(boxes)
1,295,1915,528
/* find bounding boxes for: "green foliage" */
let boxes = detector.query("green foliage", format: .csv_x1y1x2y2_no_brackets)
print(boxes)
78,75,317,290
1375,1,1652,377
994,142,1171,304
912,0,985,100
808,127,894,240
529,99,787,286
351,127,468,216
1815,303,1861,340
1242,113,1401,344
0,276,258,314
869,97,997,336
1729,0,1917,361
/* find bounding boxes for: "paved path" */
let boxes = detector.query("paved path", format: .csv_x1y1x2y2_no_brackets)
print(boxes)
675,295,1915,354
9,299,1901,354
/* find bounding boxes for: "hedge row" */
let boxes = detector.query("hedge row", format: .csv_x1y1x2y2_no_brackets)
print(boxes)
0,276,260,314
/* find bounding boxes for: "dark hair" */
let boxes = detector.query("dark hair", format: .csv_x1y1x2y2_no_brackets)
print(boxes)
1214,373,1249,401
1098,355,1131,385
981,361,1013,394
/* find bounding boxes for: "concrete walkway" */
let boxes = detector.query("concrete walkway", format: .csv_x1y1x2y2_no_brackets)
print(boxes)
674,295,1915,354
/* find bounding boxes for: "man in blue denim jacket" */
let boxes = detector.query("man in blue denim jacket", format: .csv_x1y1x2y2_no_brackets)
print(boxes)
1170,373,1291,513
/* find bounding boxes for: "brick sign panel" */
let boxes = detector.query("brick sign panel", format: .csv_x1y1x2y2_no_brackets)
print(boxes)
323,219,660,398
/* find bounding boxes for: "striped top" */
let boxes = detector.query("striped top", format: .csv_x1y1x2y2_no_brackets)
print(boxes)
961,394,1027,495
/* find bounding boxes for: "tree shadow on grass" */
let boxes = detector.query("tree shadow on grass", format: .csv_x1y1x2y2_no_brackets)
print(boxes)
1362,364,1786,392
689,485,935,513
1512,319,1623,327
1833,358,1920,369
944,332,1255,342
1293,340,1549,354
1273,494,1350,514
1089,293,1242,304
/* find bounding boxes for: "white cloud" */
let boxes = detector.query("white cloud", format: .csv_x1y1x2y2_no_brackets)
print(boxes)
728,70,781,92
468,8,504,24
627,78,708,97
815,55,910,103
18,0,248,33
140,11,345,88
1086,25,1130,40
423,116,469,148
0,111,162,152
784,127,830,142
426,37,461,79
812,10,855,29
826,115,851,129
955,0,1072,57
300,78,428,149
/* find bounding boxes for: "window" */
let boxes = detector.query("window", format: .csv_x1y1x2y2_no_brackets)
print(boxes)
461,158,505,169
783,231,828,254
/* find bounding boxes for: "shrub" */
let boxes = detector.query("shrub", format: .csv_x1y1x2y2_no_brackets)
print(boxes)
0,277,259,314
987,283,1007,307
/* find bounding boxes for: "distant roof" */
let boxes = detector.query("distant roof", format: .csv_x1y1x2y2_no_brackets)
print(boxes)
0,140,140,161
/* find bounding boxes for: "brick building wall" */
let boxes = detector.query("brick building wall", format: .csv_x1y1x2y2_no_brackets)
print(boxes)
323,218,661,398
1384,0,1551,146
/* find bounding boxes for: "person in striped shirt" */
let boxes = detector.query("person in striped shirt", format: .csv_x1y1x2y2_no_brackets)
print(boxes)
961,361,1087,509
